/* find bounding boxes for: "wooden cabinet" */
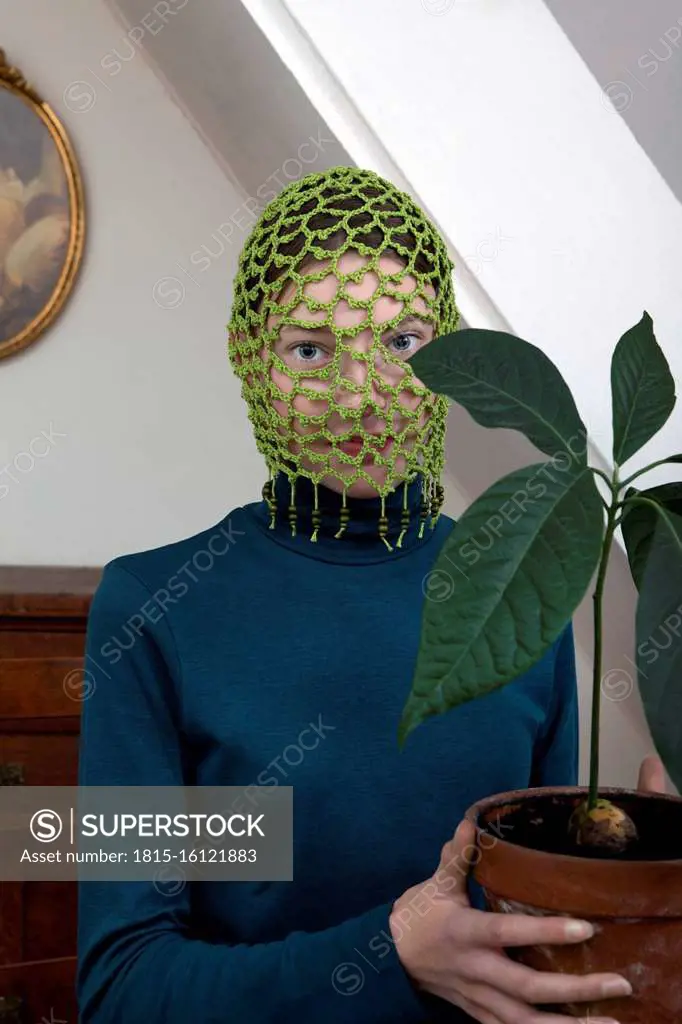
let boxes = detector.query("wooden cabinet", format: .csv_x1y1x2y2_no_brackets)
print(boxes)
0,567,101,1024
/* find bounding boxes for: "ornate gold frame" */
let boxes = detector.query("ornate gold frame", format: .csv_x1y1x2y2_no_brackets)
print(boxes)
0,49,85,360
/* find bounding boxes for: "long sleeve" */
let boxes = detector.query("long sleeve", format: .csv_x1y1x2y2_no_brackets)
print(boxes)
529,620,580,788
76,561,429,1024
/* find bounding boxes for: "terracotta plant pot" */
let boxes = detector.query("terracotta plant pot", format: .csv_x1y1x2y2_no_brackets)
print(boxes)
465,785,682,1023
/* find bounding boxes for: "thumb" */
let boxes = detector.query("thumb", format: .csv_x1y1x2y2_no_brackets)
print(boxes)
434,819,480,901
637,753,667,794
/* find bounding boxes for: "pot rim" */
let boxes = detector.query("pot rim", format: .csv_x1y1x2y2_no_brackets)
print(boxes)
464,785,682,916
464,785,682,867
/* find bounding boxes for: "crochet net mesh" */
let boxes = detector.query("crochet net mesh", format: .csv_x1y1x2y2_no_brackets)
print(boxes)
226,166,459,547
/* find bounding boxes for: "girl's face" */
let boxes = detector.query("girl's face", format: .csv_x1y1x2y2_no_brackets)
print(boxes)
263,249,437,498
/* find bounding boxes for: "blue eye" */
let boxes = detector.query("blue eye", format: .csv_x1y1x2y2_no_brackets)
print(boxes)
293,343,325,362
285,330,424,365
388,332,420,356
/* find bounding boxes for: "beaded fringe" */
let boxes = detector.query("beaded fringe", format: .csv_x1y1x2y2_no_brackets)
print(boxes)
261,474,445,549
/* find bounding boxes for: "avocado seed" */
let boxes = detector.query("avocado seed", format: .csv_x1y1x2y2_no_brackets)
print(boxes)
568,798,638,853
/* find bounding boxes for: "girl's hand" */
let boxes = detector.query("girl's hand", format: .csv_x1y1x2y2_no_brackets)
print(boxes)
390,820,630,1023
637,753,667,793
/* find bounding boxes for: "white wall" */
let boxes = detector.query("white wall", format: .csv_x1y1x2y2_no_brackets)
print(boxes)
1,0,275,565
547,0,682,203
107,0,351,201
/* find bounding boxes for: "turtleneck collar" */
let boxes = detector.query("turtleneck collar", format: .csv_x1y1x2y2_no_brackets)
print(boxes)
246,468,441,564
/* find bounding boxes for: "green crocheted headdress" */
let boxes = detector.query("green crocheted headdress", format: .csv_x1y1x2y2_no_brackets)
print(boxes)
227,166,459,549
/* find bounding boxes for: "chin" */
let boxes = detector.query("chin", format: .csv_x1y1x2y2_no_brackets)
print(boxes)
320,455,414,499
324,476,383,498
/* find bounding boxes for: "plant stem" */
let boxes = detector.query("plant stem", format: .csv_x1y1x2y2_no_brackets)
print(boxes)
588,481,620,811
590,467,614,514
620,455,681,489
590,467,613,489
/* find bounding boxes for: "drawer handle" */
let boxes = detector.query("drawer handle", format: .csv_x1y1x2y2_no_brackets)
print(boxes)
0,763,24,786
0,995,23,1022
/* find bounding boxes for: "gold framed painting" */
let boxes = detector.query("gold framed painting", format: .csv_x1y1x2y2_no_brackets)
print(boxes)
0,49,85,360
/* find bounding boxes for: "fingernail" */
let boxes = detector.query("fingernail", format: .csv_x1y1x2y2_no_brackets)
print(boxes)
564,919,594,939
601,977,633,997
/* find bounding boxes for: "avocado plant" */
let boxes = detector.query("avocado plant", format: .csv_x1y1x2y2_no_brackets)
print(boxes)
400,311,681,848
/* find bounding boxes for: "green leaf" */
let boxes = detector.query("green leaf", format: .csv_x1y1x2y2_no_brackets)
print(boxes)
408,328,587,462
611,311,676,465
398,463,604,747
635,509,682,794
621,483,682,590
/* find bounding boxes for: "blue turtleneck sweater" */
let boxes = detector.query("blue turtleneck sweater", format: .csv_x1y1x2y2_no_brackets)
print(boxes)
76,471,578,1023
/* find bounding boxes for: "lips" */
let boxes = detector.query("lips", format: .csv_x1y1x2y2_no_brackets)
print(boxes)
336,435,393,457
338,435,365,455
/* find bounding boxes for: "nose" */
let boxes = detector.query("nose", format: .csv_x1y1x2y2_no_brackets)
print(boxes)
333,345,387,411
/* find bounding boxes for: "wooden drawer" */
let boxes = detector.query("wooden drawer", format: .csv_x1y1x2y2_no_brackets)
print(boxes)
0,568,100,1024
0,658,86,721
0,956,78,1023
0,659,82,786
1,880,77,965
0,734,79,788
0,631,86,659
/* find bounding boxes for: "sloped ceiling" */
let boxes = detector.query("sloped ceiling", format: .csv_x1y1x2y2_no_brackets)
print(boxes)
106,0,349,198
546,0,682,202
109,0,682,205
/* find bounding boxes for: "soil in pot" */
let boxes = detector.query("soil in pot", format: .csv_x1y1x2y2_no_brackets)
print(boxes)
465,786,682,1024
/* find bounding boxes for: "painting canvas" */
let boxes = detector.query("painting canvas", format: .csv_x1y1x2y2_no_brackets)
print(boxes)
0,63,83,359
